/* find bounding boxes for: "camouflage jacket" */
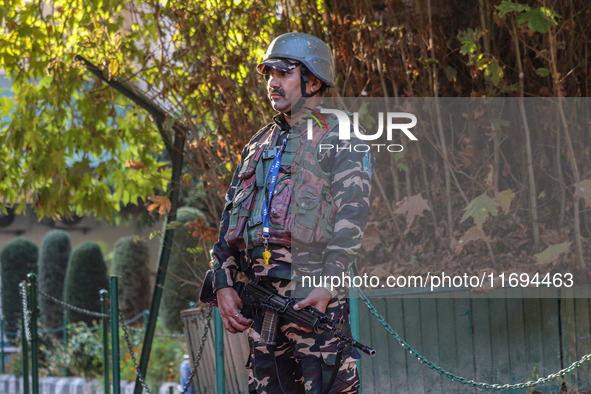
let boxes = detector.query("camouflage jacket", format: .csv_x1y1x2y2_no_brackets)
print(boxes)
211,111,373,292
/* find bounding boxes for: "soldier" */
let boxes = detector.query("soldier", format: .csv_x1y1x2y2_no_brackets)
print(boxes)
210,32,372,393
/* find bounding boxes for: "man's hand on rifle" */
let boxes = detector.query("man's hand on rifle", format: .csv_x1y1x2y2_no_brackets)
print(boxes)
292,287,333,333
216,287,253,333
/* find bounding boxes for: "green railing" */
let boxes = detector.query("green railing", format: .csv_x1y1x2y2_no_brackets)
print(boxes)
15,272,209,394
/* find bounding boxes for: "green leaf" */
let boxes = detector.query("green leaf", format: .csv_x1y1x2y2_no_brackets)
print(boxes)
491,118,510,131
536,67,551,77
484,58,504,85
460,193,500,228
445,66,457,82
165,221,186,230
540,7,560,25
517,8,555,33
534,242,570,265
457,28,482,56
496,1,531,18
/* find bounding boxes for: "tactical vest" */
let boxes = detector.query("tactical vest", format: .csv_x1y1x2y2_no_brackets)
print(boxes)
224,115,338,252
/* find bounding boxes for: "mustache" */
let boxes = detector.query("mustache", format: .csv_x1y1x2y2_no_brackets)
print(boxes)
269,88,285,97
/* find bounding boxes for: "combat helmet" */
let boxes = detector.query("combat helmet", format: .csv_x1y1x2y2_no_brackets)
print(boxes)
257,32,335,88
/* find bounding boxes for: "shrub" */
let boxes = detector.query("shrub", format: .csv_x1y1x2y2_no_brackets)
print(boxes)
119,321,185,387
0,237,38,336
112,236,151,320
38,230,71,329
63,242,109,324
34,320,185,389
161,207,206,332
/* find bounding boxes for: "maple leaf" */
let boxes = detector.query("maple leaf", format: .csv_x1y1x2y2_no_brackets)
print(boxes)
535,242,571,265
495,189,514,214
574,179,591,209
147,195,171,216
125,159,145,169
456,225,491,252
394,193,431,230
188,217,218,243
460,193,500,228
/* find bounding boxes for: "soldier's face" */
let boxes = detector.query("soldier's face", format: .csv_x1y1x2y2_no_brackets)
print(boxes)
266,66,302,113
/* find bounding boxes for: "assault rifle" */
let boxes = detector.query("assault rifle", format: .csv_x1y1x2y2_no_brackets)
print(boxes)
236,281,376,357
200,271,375,357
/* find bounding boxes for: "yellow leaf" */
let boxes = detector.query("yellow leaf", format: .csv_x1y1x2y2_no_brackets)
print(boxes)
147,195,171,215
535,242,571,265
182,173,192,185
496,189,514,214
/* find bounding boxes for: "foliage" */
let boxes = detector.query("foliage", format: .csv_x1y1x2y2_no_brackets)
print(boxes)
7,338,24,376
161,207,209,332
0,237,38,335
497,1,559,33
38,230,72,329
63,242,109,324
460,194,500,229
111,236,152,320
26,319,185,388
0,0,171,220
119,322,186,387
0,0,283,222
534,243,571,265
49,321,103,379
0,0,590,288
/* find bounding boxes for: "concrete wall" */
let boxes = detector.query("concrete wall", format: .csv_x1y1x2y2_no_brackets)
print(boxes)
0,375,177,394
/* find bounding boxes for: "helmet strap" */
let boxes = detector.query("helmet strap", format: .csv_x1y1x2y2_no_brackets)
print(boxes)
285,66,324,115
300,74,325,98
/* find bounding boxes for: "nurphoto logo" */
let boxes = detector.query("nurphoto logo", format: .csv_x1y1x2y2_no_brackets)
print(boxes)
306,108,418,153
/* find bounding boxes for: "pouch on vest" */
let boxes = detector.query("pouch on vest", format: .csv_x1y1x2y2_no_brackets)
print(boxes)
238,142,263,180
225,178,256,249
291,168,335,246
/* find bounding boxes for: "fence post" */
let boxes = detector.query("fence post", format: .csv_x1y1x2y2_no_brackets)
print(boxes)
19,281,29,394
1,316,5,373
109,277,121,394
100,289,110,394
214,308,225,394
63,310,69,377
349,288,362,389
26,274,39,394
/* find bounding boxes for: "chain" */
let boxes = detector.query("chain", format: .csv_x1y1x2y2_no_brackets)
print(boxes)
119,312,154,394
19,281,32,342
126,326,185,338
119,307,212,394
39,289,108,319
359,290,591,391
179,306,213,394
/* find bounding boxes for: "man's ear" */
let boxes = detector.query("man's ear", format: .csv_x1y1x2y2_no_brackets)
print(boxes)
306,74,323,94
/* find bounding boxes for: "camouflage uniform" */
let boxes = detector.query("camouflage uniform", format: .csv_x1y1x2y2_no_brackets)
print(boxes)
211,109,372,393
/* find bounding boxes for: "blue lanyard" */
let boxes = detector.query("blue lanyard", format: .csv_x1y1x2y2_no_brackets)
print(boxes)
262,137,288,237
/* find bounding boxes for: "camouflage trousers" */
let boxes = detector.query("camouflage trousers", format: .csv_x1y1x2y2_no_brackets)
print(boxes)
245,278,360,394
